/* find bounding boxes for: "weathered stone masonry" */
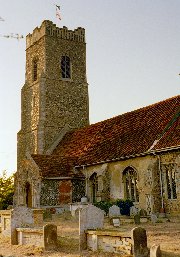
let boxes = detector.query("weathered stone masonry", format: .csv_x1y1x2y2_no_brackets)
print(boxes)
17,20,89,169
15,20,89,208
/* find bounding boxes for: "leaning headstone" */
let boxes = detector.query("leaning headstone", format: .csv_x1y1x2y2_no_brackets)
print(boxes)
150,244,161,257
151,214,158,224
109,205,120,218
130,206,139,216
11,206,33,245
79,204,104,250
134,213,140,225
43,224,57,250
131,227,149,257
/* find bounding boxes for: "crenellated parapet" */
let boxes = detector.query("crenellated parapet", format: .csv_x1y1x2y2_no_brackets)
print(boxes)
26,20,85,49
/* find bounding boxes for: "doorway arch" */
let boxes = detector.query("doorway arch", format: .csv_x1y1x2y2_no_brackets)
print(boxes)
89,173,98,203
25,182,32,208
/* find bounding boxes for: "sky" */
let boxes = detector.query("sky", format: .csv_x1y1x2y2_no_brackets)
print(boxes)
0,0,179,175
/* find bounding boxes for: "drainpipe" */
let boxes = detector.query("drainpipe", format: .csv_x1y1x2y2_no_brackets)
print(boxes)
157,155,164,210
82,165,88,201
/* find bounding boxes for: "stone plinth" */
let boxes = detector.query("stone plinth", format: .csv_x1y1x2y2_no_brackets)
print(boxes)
86,230,132,254
0,210,12,237
33,209,44,225
16,224,57,250
16,227,43,247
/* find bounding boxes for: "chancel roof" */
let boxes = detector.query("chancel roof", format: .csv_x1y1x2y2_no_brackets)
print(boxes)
32,95,180,177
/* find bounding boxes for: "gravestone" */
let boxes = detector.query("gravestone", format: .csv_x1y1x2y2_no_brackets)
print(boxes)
151,214,158,224
130,206,139,216
131,227,149,257
150,244,161,257
109,205,120,218
79,204,104,250
43,224,57,250
134,213,140,225
11,206,34,245
139,209,147,217
112,218,120,227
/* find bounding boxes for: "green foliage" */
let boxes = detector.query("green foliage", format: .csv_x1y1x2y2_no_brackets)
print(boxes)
94,201,114,215
0,171,14,209
94,199,134,216
115,199,134,216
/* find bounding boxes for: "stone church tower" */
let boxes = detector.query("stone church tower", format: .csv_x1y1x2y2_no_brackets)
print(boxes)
17,20,89,168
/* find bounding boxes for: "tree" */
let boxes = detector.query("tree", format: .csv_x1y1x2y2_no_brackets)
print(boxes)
0,171,14,209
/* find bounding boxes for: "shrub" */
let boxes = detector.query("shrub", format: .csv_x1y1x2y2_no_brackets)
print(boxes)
0,171,14,210
94,201,114,215
115,199,134,216
94,199,134,216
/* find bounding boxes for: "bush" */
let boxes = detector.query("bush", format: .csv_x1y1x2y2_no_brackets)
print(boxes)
0,171,14,209
94,201,114,215
94,199,134,216
115,199,134,216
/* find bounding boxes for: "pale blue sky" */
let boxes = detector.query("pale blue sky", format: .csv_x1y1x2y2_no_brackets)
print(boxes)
0,0,179,175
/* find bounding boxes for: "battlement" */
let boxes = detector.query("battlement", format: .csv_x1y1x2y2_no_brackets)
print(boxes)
26,20,85,49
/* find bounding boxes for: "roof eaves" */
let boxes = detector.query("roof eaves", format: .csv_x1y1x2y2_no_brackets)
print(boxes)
148,107,180,151
75,145,180,169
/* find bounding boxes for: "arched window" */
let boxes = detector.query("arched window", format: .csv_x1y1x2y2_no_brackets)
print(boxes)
32,58,38,81
89,173,98,203
166,168,177,199
61,56,71,79
123,167,139,202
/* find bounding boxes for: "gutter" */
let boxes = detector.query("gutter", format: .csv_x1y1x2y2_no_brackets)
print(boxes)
74,145,180,169
44,176,84,180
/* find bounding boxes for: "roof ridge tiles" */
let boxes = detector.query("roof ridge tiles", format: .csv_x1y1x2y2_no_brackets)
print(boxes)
89,95,180,126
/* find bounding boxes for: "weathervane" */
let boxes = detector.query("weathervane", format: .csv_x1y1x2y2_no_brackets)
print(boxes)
55,3,61,21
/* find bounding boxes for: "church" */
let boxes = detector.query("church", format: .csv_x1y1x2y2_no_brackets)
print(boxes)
13,20,180,216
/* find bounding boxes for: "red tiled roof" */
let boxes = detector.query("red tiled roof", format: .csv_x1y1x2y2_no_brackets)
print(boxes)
31,95,180,177
154,112,180,150
31,154,84,178
53,95,180,164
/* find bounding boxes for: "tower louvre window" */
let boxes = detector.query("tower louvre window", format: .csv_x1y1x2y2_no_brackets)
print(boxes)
32,58,38,81
61,56,71,79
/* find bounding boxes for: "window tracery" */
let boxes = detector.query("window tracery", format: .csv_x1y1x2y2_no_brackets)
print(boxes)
123,167,139,202
61,56,71,79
